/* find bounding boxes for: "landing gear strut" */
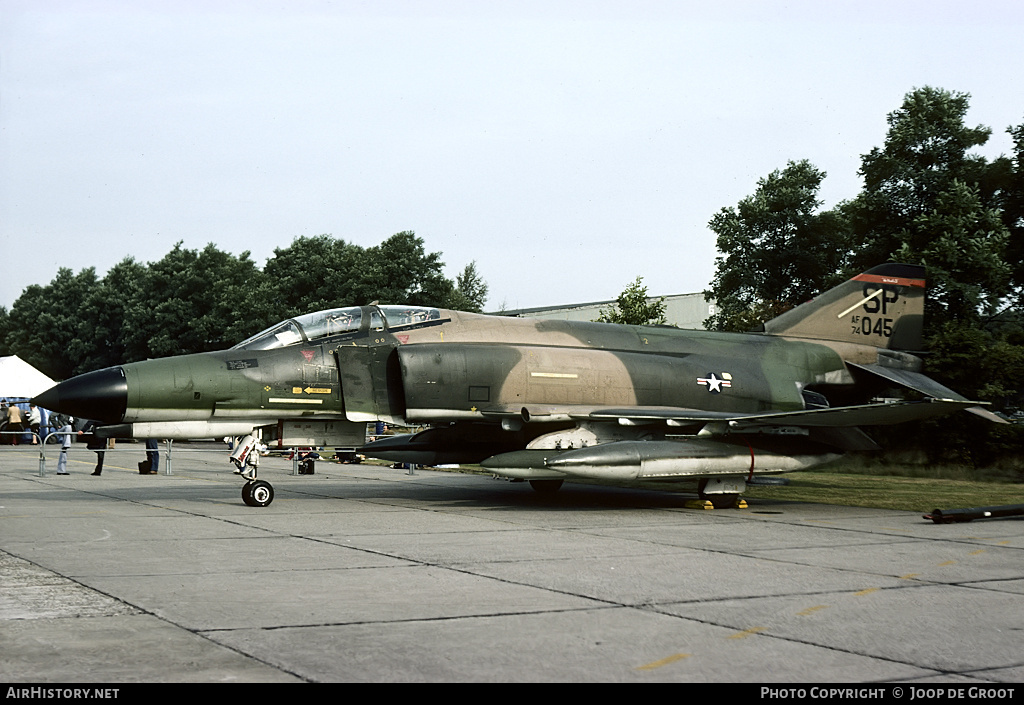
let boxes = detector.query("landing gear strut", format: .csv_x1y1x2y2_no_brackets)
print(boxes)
231,434,275,507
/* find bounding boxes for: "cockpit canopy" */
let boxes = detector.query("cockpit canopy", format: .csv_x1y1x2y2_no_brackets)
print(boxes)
232,305,442,351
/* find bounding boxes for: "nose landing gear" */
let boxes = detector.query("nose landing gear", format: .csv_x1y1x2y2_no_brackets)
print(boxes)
231,434,275,507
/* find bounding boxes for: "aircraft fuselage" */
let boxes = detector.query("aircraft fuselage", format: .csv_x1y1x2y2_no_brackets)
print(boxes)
41,306,862,443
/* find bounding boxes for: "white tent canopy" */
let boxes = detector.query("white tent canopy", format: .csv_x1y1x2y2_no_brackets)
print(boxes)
0,356,56,400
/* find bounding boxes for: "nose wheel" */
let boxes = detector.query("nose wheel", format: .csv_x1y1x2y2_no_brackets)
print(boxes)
242,479,275,507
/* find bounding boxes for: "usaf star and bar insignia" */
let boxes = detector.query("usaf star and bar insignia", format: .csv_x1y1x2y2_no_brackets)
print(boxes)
697,372,733,393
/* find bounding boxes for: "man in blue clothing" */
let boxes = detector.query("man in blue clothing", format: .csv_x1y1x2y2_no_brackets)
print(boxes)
143,439,160,474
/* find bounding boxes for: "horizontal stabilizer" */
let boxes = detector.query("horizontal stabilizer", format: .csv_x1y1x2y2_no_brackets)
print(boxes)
725,399,979,428
587,399,981,428
849,362,1007,424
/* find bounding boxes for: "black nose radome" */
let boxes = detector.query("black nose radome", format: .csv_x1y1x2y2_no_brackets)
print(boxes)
32,367,128,424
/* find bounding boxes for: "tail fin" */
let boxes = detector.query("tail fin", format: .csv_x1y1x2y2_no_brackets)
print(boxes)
762,264,925,351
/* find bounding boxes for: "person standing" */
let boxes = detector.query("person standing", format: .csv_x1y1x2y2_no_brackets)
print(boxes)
55,417,73,475
79,420,105,476
143,439,160,474
27,405,41,444
5,402,24,445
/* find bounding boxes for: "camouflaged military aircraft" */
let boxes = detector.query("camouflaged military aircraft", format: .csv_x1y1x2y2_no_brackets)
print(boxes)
33,263,1002,507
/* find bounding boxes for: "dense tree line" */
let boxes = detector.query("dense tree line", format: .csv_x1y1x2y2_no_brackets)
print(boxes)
704,87,1024,470
0,231,488,380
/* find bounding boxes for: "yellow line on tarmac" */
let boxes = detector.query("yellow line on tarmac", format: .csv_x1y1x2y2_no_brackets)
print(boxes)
728,627,765,639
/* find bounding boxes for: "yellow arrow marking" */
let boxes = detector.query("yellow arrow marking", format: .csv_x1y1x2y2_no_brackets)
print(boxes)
636,653,691,671
797,605,829,616
304,387,332,395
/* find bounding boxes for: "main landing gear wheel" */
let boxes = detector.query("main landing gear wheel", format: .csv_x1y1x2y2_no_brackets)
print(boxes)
703,494,741,509
697,478,743,509
242,480,275,507
529,479,564,493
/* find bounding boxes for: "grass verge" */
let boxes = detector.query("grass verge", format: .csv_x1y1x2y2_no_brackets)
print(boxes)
743,471,1024,512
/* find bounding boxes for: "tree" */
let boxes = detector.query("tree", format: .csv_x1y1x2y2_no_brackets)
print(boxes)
704,160,849,331
121,243,266,360
83,257,147,370
844,87,1009,327
596,277,667,326
264,231,480,314
350,231,452,307
895,180,1010,323
4,268,104,379
453,261,489,312
0,307,10,358
848,87,992,259
263,235,363,318
992,119,1024,306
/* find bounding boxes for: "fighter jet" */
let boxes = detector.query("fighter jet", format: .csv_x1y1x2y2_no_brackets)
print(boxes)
33,264,1002,506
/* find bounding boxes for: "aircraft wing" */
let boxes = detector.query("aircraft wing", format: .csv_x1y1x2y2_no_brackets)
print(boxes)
585,398,982,428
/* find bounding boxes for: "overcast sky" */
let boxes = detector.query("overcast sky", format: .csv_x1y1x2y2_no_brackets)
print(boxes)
2,0,1022,315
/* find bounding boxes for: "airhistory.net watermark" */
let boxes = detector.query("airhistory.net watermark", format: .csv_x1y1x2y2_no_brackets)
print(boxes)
5,689,119,700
